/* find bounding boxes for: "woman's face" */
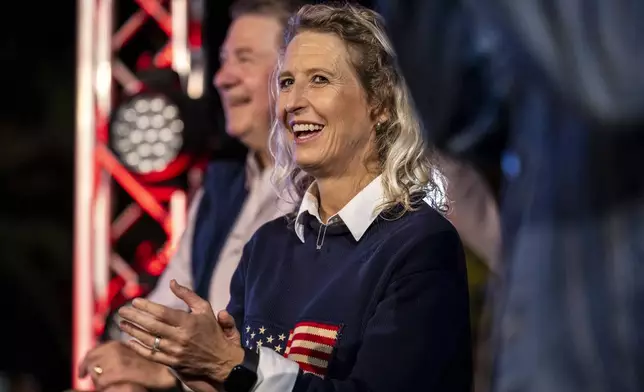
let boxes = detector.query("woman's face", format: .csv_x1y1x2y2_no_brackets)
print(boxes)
277,31,377,177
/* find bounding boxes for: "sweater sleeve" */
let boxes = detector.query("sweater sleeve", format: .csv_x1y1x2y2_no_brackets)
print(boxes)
252,229,472,392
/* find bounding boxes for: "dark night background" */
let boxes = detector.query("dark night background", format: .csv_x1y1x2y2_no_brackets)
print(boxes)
0,1,77,390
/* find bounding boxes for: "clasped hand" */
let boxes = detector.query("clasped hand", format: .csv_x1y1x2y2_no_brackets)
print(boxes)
118,279,243,387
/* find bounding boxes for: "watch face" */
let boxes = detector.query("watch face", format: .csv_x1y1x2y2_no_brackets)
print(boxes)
224,364,258,392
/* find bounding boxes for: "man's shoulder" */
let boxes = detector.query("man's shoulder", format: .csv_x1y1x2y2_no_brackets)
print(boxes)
201,158,248,189
205,157,247,173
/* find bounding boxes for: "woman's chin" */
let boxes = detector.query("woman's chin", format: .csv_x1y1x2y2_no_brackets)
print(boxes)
294,155,326,175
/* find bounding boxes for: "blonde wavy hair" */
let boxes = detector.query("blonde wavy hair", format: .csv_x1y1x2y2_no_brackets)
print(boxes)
269,2,448,216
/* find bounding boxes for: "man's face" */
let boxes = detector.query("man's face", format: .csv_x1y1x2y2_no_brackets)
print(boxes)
214,14,282,155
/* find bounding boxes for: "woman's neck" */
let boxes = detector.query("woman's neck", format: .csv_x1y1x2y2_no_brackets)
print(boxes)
315,170,379,223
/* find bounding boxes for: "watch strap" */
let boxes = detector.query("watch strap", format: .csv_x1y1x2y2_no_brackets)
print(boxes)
240,345,260,374
223,346,260,392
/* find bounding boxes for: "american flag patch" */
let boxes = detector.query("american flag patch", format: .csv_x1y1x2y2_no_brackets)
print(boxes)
243,320,341,378
283,321,340,377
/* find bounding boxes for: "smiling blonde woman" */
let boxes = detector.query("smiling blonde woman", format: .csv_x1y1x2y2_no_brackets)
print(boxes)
117,4,472,392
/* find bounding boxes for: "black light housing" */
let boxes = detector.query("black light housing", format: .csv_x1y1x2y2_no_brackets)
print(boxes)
108,68,219,182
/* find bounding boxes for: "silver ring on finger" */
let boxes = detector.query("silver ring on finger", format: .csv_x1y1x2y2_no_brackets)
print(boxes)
152,336,161,353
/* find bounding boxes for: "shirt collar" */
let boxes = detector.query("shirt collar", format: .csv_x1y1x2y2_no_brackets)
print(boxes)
294,175,385,243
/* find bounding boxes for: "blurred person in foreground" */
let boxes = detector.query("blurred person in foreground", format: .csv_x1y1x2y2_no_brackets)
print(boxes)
377,0,644,391
78,0,304,390
117,3,472,392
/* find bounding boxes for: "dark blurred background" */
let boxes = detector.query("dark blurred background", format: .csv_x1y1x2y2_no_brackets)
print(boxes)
0,2,76,391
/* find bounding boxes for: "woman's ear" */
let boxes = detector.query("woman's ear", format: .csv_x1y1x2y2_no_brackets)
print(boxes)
370,105,389,126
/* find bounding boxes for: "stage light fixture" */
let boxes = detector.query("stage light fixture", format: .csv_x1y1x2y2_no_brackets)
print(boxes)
111,93,185,174
108,68,219,183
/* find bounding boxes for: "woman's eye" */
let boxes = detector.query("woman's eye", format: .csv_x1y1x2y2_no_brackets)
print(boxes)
312,75,329,84
279,78,294,89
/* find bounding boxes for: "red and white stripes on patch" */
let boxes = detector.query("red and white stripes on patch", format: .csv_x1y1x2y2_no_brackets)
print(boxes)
283,321,340,377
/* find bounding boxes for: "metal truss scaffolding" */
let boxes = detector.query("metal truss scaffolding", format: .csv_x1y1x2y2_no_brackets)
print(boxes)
73,0,200,388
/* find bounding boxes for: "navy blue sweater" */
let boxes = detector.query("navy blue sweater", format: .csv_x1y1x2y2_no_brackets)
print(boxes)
227,202,472,392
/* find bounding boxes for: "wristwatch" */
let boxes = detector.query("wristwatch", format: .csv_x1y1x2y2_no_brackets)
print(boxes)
223,346,260,392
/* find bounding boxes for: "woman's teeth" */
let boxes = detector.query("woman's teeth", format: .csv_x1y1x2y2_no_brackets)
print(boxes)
293,123,324,139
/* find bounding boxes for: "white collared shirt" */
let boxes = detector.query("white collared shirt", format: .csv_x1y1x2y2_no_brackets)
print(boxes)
294,175,386,243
